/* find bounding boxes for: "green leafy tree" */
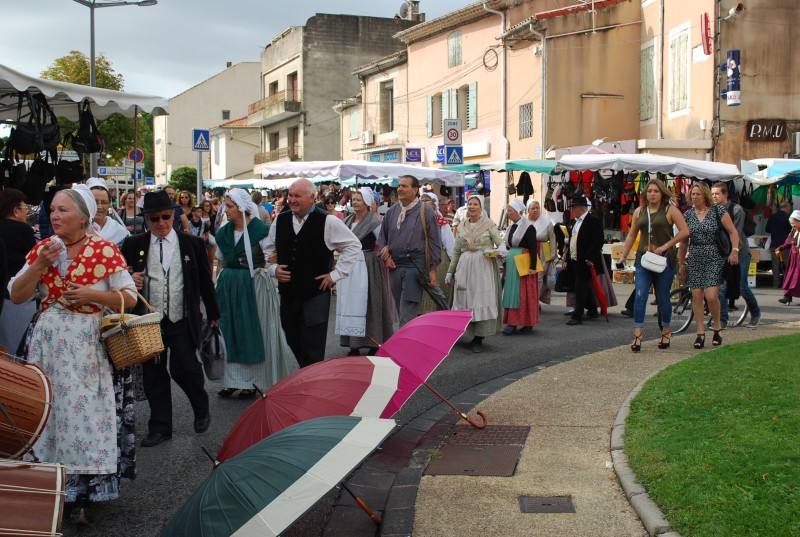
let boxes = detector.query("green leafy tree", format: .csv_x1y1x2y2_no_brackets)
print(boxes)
40,51,153,175
169,166,199,193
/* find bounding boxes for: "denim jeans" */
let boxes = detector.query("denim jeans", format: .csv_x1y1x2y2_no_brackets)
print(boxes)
719,250,761,324
633,261,675,329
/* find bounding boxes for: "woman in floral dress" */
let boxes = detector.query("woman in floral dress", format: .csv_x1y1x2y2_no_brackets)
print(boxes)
9,185,137,524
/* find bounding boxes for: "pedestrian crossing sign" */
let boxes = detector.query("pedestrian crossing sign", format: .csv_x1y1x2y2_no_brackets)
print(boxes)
192,129,210,152
446,146,463,165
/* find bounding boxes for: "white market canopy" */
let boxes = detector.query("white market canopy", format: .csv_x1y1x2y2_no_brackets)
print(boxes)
0,63,168,122
741,158,800,186
260,160,463,186
556,153,740,181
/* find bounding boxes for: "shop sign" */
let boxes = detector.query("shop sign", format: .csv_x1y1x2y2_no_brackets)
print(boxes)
405,148,422,163
368,153,382,162
368,151,400,163
747,120,786,141
436,145,445,163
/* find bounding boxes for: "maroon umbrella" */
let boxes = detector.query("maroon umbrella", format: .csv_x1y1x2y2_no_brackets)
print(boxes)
590,266,609,322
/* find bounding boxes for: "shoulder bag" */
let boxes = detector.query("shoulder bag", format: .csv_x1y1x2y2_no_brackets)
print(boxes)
714,205,732,257
640,208,667,273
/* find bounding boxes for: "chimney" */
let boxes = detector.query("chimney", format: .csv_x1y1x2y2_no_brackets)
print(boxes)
226,61,232,68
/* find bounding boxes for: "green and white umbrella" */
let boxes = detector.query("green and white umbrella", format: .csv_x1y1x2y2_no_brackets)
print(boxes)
161,416,395,537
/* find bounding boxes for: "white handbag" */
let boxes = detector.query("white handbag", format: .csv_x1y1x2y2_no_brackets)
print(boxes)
641,209,667,273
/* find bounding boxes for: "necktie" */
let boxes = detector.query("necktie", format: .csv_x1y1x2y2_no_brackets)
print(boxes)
158,238,164,265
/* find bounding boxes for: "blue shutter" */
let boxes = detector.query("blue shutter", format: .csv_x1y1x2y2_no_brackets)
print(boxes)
467,82,477,129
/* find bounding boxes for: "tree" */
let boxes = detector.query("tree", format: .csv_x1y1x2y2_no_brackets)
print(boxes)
40,52,152,175
169,166,199,193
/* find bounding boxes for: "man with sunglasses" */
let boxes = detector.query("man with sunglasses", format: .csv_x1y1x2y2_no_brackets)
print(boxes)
120,190,220,448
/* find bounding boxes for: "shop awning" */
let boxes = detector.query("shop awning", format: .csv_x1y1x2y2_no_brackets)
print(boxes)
261,160,463,186
0,63,168,122
444,158,556,174
556,153,740,181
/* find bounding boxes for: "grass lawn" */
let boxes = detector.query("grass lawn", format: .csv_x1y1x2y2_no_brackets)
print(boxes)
625,334,800,537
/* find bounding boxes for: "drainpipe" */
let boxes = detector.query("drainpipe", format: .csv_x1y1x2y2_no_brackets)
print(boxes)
529,24,546,158
657,0,664,140
712,0,722,160
483,2,508,208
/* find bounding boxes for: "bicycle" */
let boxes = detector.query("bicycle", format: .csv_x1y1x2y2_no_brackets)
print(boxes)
670,285,750,334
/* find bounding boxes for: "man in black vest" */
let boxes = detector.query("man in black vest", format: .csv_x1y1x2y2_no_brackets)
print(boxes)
265,179,362,367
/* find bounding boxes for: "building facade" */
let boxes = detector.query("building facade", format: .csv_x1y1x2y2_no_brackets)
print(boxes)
249,14,417,177
153,61,260,186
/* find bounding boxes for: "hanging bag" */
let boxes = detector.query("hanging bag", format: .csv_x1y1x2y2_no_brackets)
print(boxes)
7,92,60,160
714,205,732,257
199,323,226,380
67,101,104,156
640,208,667,273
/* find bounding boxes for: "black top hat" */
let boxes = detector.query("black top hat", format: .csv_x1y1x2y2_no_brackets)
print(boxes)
570,194,590,207
141,190,176,214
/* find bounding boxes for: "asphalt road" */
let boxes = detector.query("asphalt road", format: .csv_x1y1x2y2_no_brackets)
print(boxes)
59,280,793,536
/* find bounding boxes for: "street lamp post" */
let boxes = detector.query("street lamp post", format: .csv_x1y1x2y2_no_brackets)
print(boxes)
71,0,157,177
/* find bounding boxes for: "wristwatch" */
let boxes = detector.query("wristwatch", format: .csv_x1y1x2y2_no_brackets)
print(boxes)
732,247,740,252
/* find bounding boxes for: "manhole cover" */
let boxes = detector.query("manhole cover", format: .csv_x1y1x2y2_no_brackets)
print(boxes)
424,444,522,476
444,425,530,446
518,496,576,514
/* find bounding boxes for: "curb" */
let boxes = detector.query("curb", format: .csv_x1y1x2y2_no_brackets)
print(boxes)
611,371,680,537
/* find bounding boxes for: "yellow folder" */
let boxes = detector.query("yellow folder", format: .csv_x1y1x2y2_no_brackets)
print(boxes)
514,252,531,275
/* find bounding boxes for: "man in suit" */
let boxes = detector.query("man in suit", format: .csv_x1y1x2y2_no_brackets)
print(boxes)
120,190,220,447
566,194,604,325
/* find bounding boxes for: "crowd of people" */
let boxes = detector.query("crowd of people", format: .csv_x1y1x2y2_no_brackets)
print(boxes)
0,173,788,526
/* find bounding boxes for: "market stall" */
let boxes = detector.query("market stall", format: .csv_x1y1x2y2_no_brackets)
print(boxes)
260,160,462,186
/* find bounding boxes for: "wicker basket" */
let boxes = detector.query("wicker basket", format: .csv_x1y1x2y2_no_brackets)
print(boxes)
101,290,164,370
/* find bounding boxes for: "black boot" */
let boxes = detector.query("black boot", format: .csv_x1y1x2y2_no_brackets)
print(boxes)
470,336,484,353
69,494,94,524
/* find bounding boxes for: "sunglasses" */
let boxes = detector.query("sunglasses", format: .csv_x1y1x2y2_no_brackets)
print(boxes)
148,214,172,223
326,201,335,205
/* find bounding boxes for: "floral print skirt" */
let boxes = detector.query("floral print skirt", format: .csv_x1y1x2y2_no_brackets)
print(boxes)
25,307,135,502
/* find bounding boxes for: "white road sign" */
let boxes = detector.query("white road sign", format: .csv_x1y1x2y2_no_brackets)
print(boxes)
443,118,462,146
98,166,127,176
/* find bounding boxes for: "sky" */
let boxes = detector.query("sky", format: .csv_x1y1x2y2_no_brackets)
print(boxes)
2,0,470,99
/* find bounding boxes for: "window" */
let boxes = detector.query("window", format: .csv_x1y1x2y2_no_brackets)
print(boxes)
268,81,278,96
288,127,299,158
448,31,462,68
668,23,690,116
349,109,359,140
379,81,394,133
287,72,298,101
213,136,219,165
519,103,533,139
427,93,443,137
269,132,279,151
221,110,230,121
640,43,656,121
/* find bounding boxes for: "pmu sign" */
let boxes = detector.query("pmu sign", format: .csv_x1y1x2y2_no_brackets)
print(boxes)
747,120,787,141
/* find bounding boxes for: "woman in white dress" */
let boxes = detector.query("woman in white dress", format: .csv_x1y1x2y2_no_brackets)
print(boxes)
446,195,503,353
87,178,129,246
526,200,558,304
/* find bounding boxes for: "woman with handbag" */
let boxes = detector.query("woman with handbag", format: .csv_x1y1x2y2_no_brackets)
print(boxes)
8,185,137,524
446,195,503,353
214,189,297,399
501,199,539,335
676,182,738,349
617,178,688,352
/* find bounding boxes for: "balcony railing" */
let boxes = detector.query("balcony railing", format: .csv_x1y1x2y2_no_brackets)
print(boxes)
254,145,301,164
248,89,302,115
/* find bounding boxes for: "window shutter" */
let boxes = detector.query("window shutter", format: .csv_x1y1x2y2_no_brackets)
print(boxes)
427,95,433,137
467,82,477,129
442,90,450,122
450,88,458,119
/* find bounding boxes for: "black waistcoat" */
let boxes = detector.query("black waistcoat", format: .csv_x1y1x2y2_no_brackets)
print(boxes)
275,208,333,302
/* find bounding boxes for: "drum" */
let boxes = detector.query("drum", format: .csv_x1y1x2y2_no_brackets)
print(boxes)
0,355,52,459
0,459,65,537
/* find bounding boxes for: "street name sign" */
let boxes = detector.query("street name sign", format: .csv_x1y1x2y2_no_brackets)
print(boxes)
98,166,127,176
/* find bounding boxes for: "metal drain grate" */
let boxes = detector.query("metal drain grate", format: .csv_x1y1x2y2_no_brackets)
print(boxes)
518,496,576,514
424,444,522,476
444,425,530,446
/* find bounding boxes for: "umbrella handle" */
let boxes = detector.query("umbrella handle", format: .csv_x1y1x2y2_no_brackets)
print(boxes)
461,410,488,429
341,484,382,525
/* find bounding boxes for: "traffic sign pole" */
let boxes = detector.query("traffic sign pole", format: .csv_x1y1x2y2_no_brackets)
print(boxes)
192,129,210,204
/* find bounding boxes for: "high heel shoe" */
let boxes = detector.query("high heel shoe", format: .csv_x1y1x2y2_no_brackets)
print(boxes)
694,333,705,349
712,330,722,346
630,332,643,353
778,295,792,304
658,331,671,350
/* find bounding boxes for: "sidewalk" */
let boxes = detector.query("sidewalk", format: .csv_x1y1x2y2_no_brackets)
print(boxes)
402,321,799,537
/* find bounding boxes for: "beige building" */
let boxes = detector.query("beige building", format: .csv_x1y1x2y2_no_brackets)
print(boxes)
153,61,260,186
209,117,260,181
248,14,417,177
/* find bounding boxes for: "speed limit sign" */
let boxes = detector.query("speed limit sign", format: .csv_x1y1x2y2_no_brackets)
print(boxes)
443,119,462,146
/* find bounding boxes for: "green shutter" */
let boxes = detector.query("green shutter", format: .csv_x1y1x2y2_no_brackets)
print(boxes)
442,90,450,123
467,82,477,129
450,88,458,119
427,95,433,137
